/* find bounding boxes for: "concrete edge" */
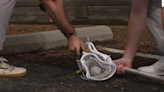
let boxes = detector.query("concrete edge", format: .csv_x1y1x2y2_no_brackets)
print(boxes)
1,25,113,55
101,47,164,82
101,47,163,59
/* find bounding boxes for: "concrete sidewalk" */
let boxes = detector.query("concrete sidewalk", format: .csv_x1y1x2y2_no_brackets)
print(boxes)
1,26,113,55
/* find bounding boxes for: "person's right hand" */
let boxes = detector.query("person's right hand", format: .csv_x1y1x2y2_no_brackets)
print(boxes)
67,33,85,56
114,58,132,74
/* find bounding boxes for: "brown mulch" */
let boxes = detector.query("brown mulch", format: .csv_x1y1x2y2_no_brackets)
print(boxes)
109,25,158,54
7,24,159,55
7,24,91,35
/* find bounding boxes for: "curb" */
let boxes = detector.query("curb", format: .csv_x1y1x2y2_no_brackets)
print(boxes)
101,47,164,82
1,26,113,55
101,47,163,59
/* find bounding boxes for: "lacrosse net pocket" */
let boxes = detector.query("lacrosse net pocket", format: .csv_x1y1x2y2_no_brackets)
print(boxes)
78,52,116,81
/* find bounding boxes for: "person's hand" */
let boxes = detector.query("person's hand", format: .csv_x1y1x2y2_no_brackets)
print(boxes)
114,58,132,74
67,34,85,56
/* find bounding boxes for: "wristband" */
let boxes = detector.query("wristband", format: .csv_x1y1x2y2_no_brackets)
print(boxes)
64,30,76,38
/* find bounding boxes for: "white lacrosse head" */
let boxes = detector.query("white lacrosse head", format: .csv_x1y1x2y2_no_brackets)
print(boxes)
77,42,116,81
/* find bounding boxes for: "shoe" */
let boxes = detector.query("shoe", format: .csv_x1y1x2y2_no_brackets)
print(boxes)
0,57,27,78
137,57,164,76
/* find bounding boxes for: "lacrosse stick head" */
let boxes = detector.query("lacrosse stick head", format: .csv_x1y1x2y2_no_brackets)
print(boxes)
85,42,110,62
78,52,116,81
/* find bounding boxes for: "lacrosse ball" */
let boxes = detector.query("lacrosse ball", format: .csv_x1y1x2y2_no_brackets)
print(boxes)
90,66,101,75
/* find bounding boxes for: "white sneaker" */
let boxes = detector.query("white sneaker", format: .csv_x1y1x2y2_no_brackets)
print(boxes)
0,57,27,78
138,57,164,76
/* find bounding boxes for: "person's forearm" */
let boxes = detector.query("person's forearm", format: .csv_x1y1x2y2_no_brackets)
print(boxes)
123,0,149,61
40,0,75,36
124,14,146,61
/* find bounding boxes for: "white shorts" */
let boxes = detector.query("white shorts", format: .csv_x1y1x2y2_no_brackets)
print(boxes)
0,0,17,50
147,0,164,55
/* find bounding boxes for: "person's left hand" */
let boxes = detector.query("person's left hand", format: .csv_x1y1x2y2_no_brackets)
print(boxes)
114,57,132,74
67,34,85,56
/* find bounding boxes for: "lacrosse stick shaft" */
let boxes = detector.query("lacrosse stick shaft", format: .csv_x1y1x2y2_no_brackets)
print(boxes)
124,67,164,82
